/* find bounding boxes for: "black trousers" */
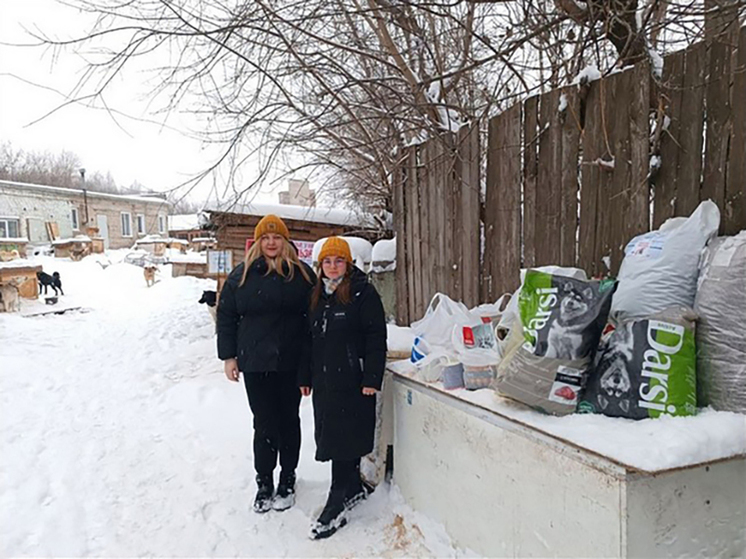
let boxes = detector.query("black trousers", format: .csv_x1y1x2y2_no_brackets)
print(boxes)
244,371,302,477
331,457,361,491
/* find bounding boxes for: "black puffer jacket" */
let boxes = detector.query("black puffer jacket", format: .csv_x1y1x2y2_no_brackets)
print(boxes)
300,267,387,461
217,258,316,374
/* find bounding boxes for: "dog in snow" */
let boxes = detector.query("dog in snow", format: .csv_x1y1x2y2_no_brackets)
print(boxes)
37,271,64,296
143,266,158,287
0,283,21,313
198,290,218,324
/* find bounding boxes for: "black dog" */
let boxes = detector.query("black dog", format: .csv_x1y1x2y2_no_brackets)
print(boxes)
37,271,64,296
198,290,217,307
198,290,217,325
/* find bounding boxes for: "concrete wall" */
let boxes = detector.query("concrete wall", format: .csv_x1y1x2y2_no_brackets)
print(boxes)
391,375,746,558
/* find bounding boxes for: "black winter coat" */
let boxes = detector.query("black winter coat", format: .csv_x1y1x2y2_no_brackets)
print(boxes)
217,258,316,374
299,267,387,462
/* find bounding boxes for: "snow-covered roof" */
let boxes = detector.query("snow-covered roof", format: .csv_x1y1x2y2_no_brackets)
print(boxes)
0,258,39,270
168,214,202,231
52,236,92,245
0,179,171,206
0,237,29,244
208,201,377,228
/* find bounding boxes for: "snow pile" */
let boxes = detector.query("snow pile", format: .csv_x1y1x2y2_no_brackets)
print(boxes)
372,237,396,273
387,324,415,354
168,213,202,232
0,254,467,557
572,64,602,86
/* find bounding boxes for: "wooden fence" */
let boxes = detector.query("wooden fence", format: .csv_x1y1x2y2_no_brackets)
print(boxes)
395,27,746,325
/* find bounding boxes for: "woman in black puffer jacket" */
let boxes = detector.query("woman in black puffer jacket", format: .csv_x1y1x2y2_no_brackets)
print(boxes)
299,237,387,539
217,214,315,514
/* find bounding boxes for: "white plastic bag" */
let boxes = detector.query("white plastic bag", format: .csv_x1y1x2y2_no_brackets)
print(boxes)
612,200,720,321
410,293,473,352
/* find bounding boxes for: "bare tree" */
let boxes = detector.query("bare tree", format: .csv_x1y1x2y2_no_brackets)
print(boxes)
25,0,742,217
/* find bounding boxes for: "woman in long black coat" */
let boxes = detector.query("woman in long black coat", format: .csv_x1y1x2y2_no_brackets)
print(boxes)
217,214,316,514
299,237,387,539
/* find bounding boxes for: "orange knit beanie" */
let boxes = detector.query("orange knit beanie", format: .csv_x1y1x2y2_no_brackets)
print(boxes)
318,237,353,263
254,214,289,241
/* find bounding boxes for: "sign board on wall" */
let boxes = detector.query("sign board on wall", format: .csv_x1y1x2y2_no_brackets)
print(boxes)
245,239,315,266
207,250,233,275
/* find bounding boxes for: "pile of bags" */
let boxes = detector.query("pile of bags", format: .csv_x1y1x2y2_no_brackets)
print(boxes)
408,199,746,419
408,292,510,391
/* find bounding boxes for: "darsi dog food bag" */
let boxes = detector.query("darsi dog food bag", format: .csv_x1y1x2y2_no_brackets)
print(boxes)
494,270,616,415
580,306,697,419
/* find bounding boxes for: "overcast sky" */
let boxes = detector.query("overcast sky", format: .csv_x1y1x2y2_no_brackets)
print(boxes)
0,0,290,205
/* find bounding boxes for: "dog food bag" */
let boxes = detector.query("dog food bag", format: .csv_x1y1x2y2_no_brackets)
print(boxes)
611,200,720,321
695,232,746,413
494,270,617,415
580,306,697,419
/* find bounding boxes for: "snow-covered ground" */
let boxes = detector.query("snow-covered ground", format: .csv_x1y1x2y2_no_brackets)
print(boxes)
0,252,467,557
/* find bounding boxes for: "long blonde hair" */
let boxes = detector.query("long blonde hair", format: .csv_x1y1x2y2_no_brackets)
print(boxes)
239,236,312,286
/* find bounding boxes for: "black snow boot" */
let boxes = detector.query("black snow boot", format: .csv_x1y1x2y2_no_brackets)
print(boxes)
310,486,347,540
272,471,296,511
344,476,371,511
253,474,274,514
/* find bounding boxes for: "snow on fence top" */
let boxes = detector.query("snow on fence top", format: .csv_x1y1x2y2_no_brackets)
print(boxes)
168,214,202,232
372,237,396,262
0,179,171,206
209,201,378,229
372,237,396,272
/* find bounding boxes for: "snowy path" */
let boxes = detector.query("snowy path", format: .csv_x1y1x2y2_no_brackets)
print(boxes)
1,255,464,557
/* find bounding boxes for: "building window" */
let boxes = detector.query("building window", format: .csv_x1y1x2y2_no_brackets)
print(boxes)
121,212,132,237
0,217,20,239
71,208,79,230
158,214,165,234
136,214,145,235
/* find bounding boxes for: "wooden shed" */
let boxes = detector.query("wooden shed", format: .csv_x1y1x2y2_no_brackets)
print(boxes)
52,237,93,261
203,202,385,271
0,261,42,301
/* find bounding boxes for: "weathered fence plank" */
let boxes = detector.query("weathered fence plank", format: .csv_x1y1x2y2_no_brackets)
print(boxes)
393,155,408,325
484,104,522,301
410,148,424,320
579,79,602,276
654,49,686,228
461,126,481,307
536,88,562,266
725,26,746,235
702,32,735,215
559,86,581,267
522,96,539,269
404,148,417,322
628,62,652,251
676,42,707,216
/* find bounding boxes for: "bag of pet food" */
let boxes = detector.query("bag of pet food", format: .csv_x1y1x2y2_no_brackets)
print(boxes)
496,267,587,356
494,270,617,415
694,232,746,413
580,306,697,419
611,200,720,321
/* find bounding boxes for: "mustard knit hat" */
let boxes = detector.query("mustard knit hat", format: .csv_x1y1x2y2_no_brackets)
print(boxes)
318,237,353,264
254,214,289,241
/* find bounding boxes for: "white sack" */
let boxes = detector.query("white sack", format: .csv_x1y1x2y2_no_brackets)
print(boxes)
611,200,720,321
